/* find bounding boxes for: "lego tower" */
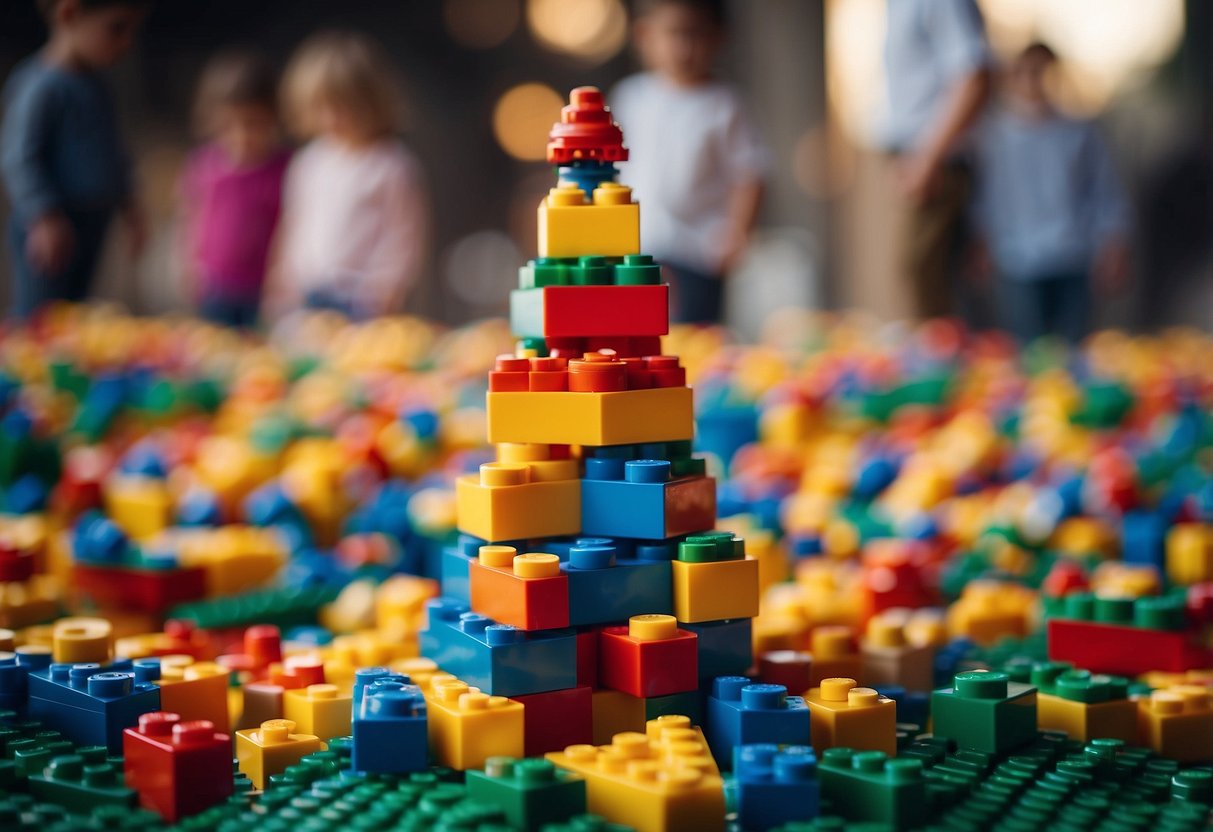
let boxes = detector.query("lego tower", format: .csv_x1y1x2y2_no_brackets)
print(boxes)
423,87,758,760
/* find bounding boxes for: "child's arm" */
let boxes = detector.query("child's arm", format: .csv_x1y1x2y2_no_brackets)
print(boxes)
720,177,763,274
365,154,428,315
717,96,771,275
1,78,72,275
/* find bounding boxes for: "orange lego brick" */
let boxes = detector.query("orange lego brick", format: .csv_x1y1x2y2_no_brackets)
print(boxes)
805,678,897,757
468,546,569,630
486,387,693,447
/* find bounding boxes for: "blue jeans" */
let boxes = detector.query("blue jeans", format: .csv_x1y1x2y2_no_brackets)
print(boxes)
663,261,724,325
997,271,1090,344
8,207,113,319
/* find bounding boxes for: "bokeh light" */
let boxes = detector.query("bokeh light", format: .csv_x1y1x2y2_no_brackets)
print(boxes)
443,0,521,50
492,82,564,161
526,0,628,64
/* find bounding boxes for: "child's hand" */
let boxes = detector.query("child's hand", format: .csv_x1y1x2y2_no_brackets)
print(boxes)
26,213,74,276
897,151,942,206
718,232,748,276
1093,239,1130,296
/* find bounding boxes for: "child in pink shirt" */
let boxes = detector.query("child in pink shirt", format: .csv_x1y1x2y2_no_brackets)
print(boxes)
180,50,289,327
267,31,428,321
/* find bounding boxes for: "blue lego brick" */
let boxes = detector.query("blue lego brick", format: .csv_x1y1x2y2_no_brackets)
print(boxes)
580,458,715,540
1121,510,1167,570
420,598,577,697
352,667,412,713
441,546,476,603
351,684,428,773
682,619,753,681
27,659,160,753
695,401,759,475
874,685,930,731
0,650,47,715
561,540,672,626
706,677,810,771
734,744,820,831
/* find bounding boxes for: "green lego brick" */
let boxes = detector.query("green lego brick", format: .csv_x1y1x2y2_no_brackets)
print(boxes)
168,583,340,629
27,751,136,814
930,671,1037,755
1054,591,1187,630
465,757,586,830
817,748,927,830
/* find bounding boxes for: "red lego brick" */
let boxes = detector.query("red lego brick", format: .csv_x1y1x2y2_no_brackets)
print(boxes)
857,541,940,623
469,546,570,631
541,285,668,338
757,650,813,695
576,629,598,688
512,685,593,755
546,87,628,164
1047,618,1213,676
74,563,207,613
598,614,698,698
123,711,232,822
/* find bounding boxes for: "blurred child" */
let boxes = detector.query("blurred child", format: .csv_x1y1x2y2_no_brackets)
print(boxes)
610,0,769,325
1,0,149,318
180,50,289,328
267,31,427,321
972,43,1130,343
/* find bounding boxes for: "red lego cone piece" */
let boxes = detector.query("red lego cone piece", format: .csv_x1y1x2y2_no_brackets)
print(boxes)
547,87,629,165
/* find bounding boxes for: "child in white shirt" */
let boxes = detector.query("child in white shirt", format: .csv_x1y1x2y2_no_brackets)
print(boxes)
610,0,769,324
267,31,428,321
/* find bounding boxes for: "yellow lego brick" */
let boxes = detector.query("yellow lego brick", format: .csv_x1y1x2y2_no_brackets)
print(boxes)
1136,685,1213,762
427,679,524,770
103,475,172,540
546,715,725,832
717,517,787,593
236,718,325,789
808,625,862,688
861,615,934,692
157,657,231,734
946,580,1036,647
51,616,112,664
173,525,287,596
455,462,581,542
487,387,693,447
0,575,61,629
1049,517,1116,558
805,677,897,756
671,558,759,624
1166,523,1213,585
374,574,440,643
1037,692,1136,743
591,688,647,745
537,182,640,258
283,683,352,742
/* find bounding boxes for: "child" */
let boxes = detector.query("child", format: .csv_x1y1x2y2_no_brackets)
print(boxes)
267,31,428,321
972,43,1130,343
180,50,289,328
610,0,769,325
1,0,149,318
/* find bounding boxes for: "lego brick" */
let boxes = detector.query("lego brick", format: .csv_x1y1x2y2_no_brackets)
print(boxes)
538,182,639,258
237,682,283,730
103,475,172,540
590,688,704,745
818,747,927,830
51,616,112,664
469,546,570,631
456,462,581,543
682,619,753,681
1166,522,1213,584
1136,685,1213,762
757,650,813,696
428,678,524,770
705,678,810,770
946,580,1036,647
283,683,352,742
599,615,698,698
1047,618,1210,677
350,683,428,773
512,685,593,756
153,659,231,735
420,598,577,696
72,563,207,614
122,711,232,822
562,542,672,627
440,540,478,603
235,718,324,789
670,536,759,624
805,678,897,757
546,87,628,164
29,750,137,814
510,284,669,340
807,626,863,688
576,628,598,688
547,715,725,832
581,462,716,541
487,387,693,447
733,744,820,831
28,659,160,753
861,615,934,692
930,670,1037,755
465,756,587,830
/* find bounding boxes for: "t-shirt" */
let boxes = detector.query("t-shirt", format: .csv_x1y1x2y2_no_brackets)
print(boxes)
973,108,1129,281
1,56,131,223
183,143,290,300
881,0,991,152
609,73,770,274
278,137,426,315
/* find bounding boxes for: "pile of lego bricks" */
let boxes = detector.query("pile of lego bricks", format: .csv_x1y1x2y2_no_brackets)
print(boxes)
0,87,1212,830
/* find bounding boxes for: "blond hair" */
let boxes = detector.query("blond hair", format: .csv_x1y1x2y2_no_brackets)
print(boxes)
284,31,403,140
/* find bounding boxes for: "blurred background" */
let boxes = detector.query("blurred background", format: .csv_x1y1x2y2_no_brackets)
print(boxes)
1,0,1210,337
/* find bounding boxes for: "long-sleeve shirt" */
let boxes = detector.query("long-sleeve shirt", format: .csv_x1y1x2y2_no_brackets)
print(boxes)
277,137,427,315
973,108,1130,281
881,0,991,152
1,56,131,225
